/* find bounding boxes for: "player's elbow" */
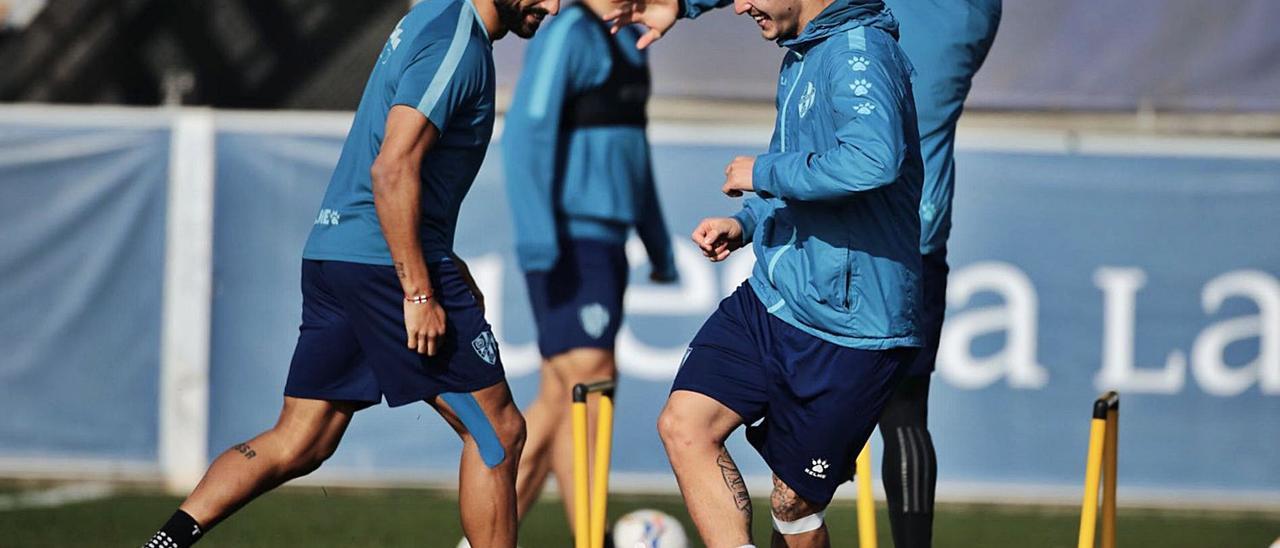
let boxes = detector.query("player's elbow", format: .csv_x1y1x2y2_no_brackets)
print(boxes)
370,156,408,198
815,146,901,198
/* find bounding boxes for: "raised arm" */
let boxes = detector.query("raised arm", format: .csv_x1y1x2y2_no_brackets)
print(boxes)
606,0,731,48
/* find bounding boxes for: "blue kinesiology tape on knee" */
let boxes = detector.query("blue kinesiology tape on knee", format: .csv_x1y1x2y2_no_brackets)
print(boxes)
440,392,506,468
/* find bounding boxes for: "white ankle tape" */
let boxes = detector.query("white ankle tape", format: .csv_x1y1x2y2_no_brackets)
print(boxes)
771,510,825,534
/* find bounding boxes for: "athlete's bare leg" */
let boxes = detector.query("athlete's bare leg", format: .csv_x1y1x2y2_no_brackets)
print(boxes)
179,396,360,528
515,360,565,518
657,390,752,547
433,381,527,548
515,348,616,527
768,475,830,548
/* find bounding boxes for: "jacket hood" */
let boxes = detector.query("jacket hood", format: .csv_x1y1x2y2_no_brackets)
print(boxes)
779,0,898,48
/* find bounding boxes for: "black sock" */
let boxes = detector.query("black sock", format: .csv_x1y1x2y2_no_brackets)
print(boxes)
143,510,205,548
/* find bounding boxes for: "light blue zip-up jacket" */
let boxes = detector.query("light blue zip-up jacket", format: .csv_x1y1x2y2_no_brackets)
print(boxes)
691,0,924,349
502,6,676,278
886,0,1000,255
686,0,998,259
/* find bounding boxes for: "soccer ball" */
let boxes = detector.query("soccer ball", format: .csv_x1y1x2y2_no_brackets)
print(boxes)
611,509,688,548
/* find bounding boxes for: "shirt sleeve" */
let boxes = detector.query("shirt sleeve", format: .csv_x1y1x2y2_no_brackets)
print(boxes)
731,196,775,245
634,158,678,281
751,47,911,201
681,0,733,19
501,12,611,272
392,7,482,131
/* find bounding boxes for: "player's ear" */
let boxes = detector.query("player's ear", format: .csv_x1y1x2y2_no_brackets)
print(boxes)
543,0,561,16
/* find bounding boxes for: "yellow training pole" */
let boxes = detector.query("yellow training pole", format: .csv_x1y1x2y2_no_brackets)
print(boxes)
590,391,615,548
572,397,590,548
1077,417,1106,548
1101,406,1119,548
1079,392,1118,548
856,441,877,548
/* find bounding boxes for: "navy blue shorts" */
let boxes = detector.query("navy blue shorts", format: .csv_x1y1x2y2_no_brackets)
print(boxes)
672,282,915,506
906,247,948,376
285,259,505,408
523,239,628,358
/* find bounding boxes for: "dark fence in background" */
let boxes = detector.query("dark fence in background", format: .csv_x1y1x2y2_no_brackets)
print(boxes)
3,0,1279,112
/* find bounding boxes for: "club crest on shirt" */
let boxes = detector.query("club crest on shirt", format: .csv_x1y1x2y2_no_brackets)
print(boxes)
472,331,498,365
579,303,610,339
797,81,816,119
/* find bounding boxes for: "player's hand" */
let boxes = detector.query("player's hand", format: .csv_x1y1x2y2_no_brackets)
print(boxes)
405,297,447,356
450,254,485,315
722,156,755,197
650,265,679,284
691,217,744,262
605,0,679,49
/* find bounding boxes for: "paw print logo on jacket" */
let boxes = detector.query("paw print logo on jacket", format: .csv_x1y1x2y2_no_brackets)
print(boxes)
847,56,870,71
849,79,872,97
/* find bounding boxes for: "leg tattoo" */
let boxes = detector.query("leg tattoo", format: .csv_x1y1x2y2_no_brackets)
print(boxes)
771,475,812,521
232,443,257,460
717,446,752,521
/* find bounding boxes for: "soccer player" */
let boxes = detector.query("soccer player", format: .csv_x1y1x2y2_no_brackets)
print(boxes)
614,0,924,545
870,2,999,546
141,0,557,546
501,0,678,529
613,0,1000,545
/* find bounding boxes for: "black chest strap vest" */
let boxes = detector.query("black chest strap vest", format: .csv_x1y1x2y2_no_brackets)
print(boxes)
562,20,650,129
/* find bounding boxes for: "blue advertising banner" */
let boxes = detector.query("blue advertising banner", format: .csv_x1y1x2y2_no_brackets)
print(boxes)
0,122,170,464
204,119,1280,499
1,109,1276,501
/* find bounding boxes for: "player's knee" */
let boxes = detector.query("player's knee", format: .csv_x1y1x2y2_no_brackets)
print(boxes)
553,349,616,387
277,441,333,477
656,406,696,451
492,404,527,459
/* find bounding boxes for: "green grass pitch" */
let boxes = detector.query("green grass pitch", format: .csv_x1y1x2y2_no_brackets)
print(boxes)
0,484,1277,547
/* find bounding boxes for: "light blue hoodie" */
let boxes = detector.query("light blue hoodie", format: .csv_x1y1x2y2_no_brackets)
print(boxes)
696,0,925,349
502,6,676,278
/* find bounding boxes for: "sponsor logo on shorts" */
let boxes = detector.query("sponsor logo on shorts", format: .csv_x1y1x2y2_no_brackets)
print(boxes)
580,303,610,339
805,458,830,479
471,331,497,365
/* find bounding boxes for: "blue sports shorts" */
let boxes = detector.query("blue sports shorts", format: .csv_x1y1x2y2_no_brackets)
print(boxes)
523,239,628,358
672,282,915,505
284,259,505,408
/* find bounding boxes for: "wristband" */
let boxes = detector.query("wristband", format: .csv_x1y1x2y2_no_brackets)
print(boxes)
405,294,433,304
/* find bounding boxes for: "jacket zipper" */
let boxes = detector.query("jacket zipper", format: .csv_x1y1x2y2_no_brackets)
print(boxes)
778,50,805,153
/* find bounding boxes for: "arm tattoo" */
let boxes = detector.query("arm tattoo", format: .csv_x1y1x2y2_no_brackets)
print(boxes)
717,446,752,521
395,262,408,279
232,443,257,460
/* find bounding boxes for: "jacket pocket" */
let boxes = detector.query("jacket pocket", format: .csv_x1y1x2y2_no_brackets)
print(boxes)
796,233,848,312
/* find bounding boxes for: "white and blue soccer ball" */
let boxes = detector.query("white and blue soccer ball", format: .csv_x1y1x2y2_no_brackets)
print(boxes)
611,509,688,548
